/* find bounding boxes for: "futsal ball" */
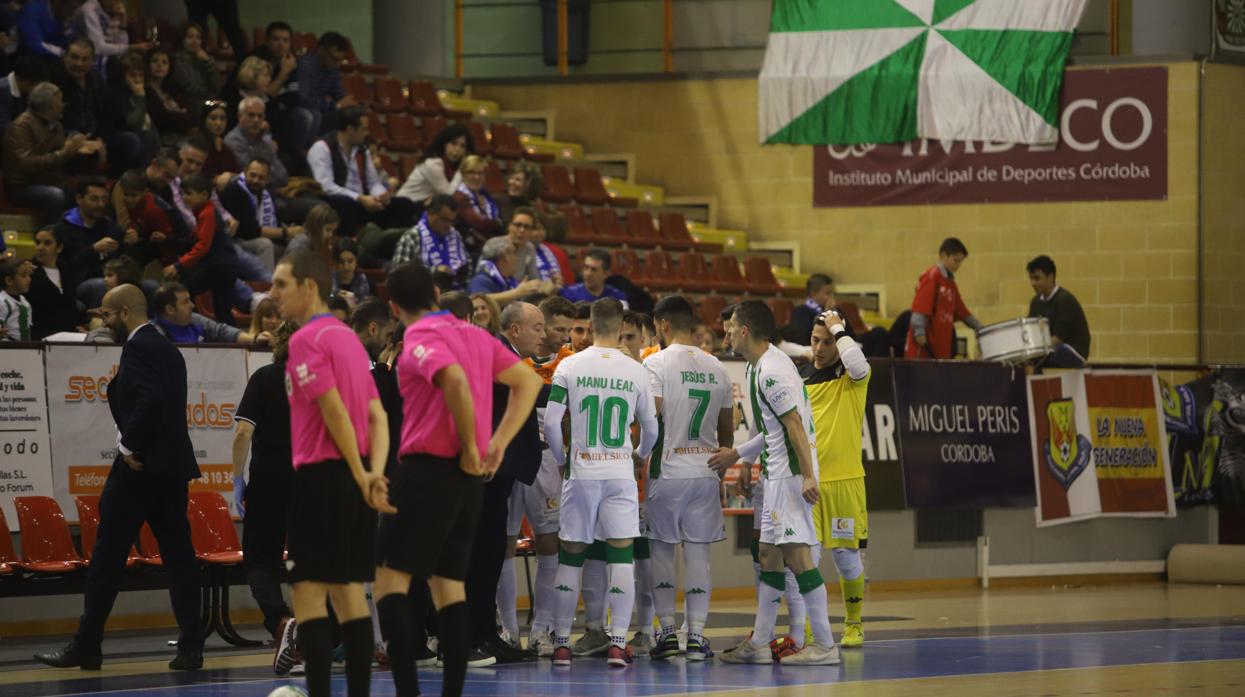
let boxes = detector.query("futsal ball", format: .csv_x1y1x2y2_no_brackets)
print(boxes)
267,687,309,697
770,636,799,660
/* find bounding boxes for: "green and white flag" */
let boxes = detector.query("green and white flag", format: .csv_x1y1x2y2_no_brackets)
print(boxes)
759,0,1087,146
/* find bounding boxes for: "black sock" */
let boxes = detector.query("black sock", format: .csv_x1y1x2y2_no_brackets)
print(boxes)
378,594,420,697
340,617,374,697
298,617,334,697
437,602,471,697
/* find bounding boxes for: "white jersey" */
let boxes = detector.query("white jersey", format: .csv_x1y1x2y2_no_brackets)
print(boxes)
749,344,818,481
644,344,732,480
549,346,656,480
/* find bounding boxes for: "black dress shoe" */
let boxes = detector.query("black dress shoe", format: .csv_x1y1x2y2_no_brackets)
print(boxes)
169,650,203,671
34,641,102,670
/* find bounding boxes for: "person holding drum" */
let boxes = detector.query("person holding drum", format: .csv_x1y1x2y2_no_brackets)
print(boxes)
1026,255,1090,368
903,237,983,360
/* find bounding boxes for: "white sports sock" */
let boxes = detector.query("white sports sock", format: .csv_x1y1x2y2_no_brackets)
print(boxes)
683,542,712,637
532,553,559,634
581,558,606,630
496,556,518,640
784,568,806,646
799,571,836,646
752,570,785,646
606,562,635,647
552,562,584,641
634,556,655,636
650,540,679,633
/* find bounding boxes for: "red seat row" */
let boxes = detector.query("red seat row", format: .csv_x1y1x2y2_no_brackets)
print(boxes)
564,246,791,298
693,296,793,334
541,166,634,207
344,76,472,121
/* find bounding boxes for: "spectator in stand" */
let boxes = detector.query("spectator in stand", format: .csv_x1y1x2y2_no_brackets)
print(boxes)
230,55,295,151
53,177,127,308
468,235,543,308
200,98,238,175
395,122,469,210
497,162,541,225
2,81,104,224
506,206,553,286
162,172,238,324
559,248,628,306
904,236,982,360
308,105,416,235
330,238,369,303
27,226,84,337
0,257,33,341
70,0,149,69
526,211,564,289
284,202,336,265
232,317,296,641
114,168,175,267
144,48,192,139
326,293,350,322
452,154,501,250
16,0,80,58
248,296,280,337
219,157,302,273
57,37,149,174
1026,255,1091,369
169,23,220,108
103,51,159,171
295,31,352,137
225,95,289,188
392,193,468,282
471,292,500,335
1,55,49,135
101,256,140,292
239,23,312,153
245,22,298,109
183,0,246,60
151,281,268,344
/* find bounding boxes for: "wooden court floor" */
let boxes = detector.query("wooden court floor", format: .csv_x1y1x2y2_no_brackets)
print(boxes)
0,582,1242,696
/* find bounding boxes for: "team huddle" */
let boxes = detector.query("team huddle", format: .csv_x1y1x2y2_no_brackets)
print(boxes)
260,252,871,697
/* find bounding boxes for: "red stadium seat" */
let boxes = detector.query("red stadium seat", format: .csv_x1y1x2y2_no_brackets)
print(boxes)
572,167,609,206
373,77,409,113
698,295,728,334
625,210,663,248
74,496,140,567
422,116,448,146
484,158,507,197
677,252,714,293
344,37,388,75
767,298,794,327
467,121,492,157
0,506,19,575
293,32,318,55
657,212,696,251
540,165,576,204
365,112,387,146
407,80,471,120
13,496,86,573
399,154,420,180
642,251,679,291
560,205,595,244
837,301,870,335
611,249,641,278
490,123,525,160
744,257,783,295
138,523,163,567
711,255,747,295
342,73,372,108
187,492,244,565
386,113,424,152
589,208,630,246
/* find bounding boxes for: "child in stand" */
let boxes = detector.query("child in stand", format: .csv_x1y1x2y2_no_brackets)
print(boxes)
331,238,370,307
164,173,238,323
0,258,34,341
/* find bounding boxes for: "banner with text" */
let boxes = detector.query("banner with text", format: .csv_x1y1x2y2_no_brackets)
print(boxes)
893,361,1035,509
721,358,905,513
45,344,250,519
813,67,1168,207
1029,370,1176,527
0,350,55,529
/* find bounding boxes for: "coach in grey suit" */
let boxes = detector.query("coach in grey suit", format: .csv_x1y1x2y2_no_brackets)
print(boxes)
35,284,205,671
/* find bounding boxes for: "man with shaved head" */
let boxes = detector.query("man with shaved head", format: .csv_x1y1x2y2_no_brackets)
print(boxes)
36,284,205,672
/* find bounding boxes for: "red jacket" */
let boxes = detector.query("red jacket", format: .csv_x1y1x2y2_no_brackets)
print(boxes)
904,264,971,360
176,201,219,271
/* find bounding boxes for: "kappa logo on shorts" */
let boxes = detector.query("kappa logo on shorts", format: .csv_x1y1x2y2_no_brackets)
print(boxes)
832,517,855,540
784,527,796,537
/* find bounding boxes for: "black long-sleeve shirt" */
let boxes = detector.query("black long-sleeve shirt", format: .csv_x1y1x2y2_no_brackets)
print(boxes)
1028,286,1091,360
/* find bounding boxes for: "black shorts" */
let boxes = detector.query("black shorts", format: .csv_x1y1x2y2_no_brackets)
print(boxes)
287,460,377,584
376,453,483,582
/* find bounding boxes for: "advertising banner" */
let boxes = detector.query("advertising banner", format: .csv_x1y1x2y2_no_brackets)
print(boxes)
894,361,1035,509
1029,370,1176,526
813,67,1168,207
720,358,905,513
45,344,250,519
0,350,55,528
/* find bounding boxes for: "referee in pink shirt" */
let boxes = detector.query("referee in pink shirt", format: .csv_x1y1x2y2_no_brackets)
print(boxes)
269,251,396,697
373,262,541,697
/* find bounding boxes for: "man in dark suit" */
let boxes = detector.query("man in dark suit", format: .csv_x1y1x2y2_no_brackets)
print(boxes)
465,301,545,662
35,284,205,671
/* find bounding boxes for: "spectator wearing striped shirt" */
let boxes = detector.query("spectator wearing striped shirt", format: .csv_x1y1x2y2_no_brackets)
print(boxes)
0,258,34,341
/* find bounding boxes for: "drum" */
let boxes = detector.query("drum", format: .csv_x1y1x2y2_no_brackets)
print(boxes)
977,318,1053,364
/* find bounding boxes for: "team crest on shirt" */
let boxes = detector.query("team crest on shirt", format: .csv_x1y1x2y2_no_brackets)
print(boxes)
1043,398,1091,489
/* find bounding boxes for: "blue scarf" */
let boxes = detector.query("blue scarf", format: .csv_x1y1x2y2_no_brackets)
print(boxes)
154,317,203,344
804,297,823,313
416,214,467,273
456,182,500,222
476,259,517,290
535,243,559,282
237,175,277,228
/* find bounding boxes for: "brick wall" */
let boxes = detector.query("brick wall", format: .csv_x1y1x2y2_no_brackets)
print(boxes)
1201,63,1245,364
475,61,1206,363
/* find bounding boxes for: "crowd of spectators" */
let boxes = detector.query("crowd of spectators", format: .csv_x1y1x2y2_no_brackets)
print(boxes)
0,1,593,344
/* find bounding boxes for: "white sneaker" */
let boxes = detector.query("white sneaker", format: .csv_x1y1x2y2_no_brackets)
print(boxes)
779,641,841,666
288,662,305,675
530,630,556,657
718,638,773,664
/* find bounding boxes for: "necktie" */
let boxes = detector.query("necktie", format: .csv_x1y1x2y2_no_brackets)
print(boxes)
354,148,369,193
